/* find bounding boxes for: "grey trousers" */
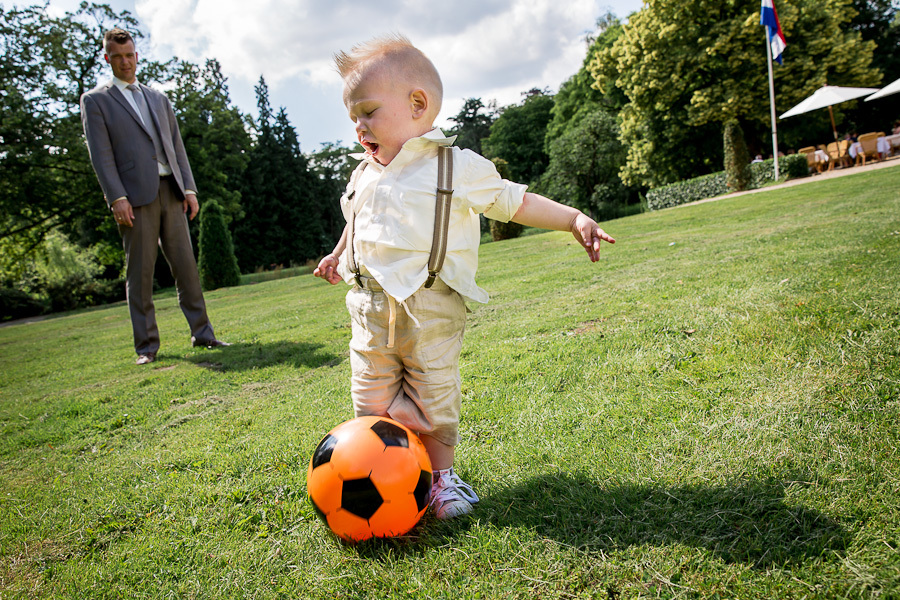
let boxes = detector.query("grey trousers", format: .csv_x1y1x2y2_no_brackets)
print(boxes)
120,176,214,355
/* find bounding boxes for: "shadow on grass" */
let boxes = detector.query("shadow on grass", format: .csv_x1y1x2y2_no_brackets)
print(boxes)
476,472,847,568
184,341,343,372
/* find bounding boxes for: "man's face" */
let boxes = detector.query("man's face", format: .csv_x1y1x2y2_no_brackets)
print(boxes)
105,39,138,83
344,68,429,166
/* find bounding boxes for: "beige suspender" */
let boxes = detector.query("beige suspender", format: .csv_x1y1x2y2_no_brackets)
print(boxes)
347,145,454,290
425,145,454,288
345,162,367,287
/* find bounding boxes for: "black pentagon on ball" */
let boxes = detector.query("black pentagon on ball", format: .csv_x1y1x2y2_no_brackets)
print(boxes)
414,469,432,512
370,419,409,448
311,433,338,469
341,477,384,520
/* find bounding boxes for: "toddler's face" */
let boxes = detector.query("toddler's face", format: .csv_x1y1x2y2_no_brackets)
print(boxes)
344,70,428,166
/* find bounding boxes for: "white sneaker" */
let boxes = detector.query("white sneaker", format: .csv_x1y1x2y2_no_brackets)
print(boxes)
430,468,479,520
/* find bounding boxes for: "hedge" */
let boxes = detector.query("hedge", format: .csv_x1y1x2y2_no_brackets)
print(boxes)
646,155,809,211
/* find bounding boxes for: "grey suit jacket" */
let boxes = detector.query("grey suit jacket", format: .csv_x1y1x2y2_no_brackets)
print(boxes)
81,79,197,209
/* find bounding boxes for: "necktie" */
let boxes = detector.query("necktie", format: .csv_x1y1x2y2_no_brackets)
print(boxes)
127,84,168,168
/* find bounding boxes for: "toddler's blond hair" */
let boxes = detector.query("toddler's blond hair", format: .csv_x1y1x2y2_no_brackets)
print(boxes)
335,34,443,118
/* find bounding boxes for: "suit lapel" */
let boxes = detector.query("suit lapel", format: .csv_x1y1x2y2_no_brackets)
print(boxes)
108,82,154,138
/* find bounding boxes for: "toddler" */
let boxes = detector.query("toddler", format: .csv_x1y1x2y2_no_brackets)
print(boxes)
314,34,615,519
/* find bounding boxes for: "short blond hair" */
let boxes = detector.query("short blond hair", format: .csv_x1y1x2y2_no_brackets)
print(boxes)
335,34,443,116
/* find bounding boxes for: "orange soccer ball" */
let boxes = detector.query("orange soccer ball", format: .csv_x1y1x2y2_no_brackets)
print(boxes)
307,416,433,542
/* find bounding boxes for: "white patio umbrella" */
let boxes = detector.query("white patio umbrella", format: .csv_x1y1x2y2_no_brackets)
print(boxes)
865,76,900,101
779,85,879,140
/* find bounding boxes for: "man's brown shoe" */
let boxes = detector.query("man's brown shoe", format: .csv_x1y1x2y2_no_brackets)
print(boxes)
136,352,156,365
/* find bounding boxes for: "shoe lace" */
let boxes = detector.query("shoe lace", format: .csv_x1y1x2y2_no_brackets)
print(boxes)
432,469,479,505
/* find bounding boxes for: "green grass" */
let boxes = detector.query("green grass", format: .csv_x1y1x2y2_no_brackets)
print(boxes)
239,265,314,285
1,166,899,599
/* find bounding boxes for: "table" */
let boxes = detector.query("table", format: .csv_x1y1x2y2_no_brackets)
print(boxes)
849,135,899,159
883,134,900,155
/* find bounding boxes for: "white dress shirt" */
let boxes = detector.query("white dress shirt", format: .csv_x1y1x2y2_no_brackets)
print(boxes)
111,77,173,177
338,129,527,304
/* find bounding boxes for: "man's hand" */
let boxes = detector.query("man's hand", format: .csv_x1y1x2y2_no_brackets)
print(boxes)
313,254,343,285
111,198,134,228
183,193,199,220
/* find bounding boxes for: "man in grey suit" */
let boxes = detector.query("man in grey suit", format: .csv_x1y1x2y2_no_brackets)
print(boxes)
81,28,228,365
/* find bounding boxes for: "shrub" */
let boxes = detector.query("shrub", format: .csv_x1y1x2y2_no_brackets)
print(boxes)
198,200,241,290
646,154,811,211
646,172,728,211
723,120,751,192
783,153,809,179
487,158,523,241
750,159,776,188
43,276,125,314
489,219,524,241
0,287,47,322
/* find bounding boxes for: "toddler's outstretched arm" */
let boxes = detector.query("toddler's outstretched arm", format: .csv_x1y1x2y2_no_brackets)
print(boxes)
511,192,615,262
313,225,347,284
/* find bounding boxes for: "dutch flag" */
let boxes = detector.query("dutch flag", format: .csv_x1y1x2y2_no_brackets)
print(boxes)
761,0,787,65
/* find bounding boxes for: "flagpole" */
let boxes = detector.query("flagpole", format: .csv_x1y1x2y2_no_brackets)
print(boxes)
765,29,781,179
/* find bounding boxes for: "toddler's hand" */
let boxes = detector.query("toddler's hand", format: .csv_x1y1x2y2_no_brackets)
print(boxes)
572,213,615,262
313,254,343,284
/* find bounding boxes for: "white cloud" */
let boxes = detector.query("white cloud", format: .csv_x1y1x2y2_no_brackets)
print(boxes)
139,0,598,91
130,0,641,147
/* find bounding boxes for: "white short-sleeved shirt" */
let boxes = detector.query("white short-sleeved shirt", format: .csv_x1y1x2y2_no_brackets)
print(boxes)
337,129,527,304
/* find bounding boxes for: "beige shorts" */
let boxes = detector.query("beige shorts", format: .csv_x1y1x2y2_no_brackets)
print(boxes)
346,278,466,446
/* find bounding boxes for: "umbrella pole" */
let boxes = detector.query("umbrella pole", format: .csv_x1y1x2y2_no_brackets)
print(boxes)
828,105,838,141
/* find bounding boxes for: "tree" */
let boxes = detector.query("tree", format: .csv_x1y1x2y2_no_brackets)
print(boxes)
545,12,627,150
539,109,636,220
446,98,496,154
482,89,554,186
169,59,251,227
590,0,880,188
308,141,359,246
845,0,900,133
198,200,240,290
233,77,325,271
0,3,154,279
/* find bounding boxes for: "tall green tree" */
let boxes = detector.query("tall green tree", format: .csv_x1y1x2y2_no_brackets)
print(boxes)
307,141,358,246
446,98,496,154
591,0,880,188
538,13,639,219
539,109,636,220
845,0,900,132
169,59,251,227
482,89,554,186
233,77,325,271
0,3,154,280
545,12,627,149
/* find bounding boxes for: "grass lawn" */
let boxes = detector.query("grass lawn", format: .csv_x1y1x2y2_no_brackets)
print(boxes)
1,166,899,599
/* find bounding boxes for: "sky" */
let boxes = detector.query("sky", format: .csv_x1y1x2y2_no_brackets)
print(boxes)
5,0,645,152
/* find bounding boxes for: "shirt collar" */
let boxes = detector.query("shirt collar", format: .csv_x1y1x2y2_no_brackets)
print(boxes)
111,77,140,91
350,128,458,166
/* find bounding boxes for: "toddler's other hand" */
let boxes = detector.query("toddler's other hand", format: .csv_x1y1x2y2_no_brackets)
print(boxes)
313,254,343,284
572,213,615,262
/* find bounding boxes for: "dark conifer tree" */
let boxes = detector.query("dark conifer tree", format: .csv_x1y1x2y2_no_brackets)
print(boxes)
233,78,325,271
198,200,241,290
